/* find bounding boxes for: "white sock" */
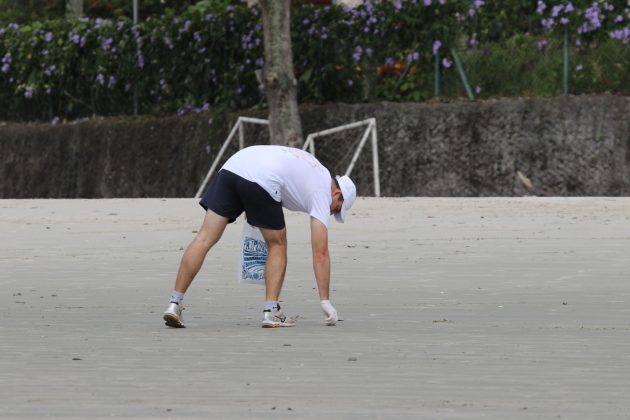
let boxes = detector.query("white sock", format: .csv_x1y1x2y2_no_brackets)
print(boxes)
170,290,185,304
265,300,279,311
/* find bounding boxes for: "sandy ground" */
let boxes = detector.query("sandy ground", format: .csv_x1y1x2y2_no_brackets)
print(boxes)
1,197,629,419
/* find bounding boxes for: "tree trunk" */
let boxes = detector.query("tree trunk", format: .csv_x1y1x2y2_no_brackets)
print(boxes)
259,0,303,147
66,0,83,18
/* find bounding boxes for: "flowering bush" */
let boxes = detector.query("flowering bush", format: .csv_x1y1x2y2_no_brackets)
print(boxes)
2,0,630,122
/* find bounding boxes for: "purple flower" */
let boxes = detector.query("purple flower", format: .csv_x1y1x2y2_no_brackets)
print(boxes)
541,18,555,30
177,104,192,116
365,47,374,57
610,27,630,43
560,17,569,25
198,47,207,54
163,36,173,49
96,73,105,86
577,23,588,34
575,64,583,71
615,15,624,24
70,33,80,44
24,87,34,98
102,37,113,51
51,116,60,125
537,39,549,50
44,65,56,76
256,57,264,67
536,1,546,15
194,32,202,44
303,18,310,26
551,5,564,18
475,85,481,94
385,57,396,65
424,0,432,6
180,20,192,33
44,32,53,42
406,51,420,63
468,8,476,17
468,33,478,47
433,40,442,55
584,3,601,31
474,0,485,9
564,2,574,13
353,46,363,62
132,27,141,41
1,63,10,73
394,1,402,10
108,76,116,89
347,80,353,86
442,57,452,68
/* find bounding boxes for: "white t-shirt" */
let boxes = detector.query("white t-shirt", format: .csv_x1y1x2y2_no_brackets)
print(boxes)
222,145,332,227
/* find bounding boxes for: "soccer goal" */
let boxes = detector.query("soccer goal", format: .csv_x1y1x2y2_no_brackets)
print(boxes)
194,116,269,199
302,118,380,197
195,117,380,198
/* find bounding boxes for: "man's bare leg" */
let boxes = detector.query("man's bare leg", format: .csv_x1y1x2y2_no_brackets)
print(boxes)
259,227,288,301
164,210,228,328
174,210,229,293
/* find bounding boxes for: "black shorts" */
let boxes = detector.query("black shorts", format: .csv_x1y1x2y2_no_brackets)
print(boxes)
199,169,285,230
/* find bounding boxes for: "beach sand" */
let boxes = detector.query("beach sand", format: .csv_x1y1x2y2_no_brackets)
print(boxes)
1,197,629,419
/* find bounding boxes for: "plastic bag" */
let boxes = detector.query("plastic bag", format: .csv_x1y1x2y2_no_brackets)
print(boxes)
238,222,267,285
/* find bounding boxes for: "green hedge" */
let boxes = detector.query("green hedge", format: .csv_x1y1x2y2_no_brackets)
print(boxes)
1,0,630,122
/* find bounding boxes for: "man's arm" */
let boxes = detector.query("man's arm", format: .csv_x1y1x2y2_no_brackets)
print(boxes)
310,216,330,300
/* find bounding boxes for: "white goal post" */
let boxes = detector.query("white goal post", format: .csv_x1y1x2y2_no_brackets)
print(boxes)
195,117,380,198
194,117,269,199
302,118,380,197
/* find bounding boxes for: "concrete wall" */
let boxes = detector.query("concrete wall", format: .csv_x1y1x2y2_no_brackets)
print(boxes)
1,95,629,198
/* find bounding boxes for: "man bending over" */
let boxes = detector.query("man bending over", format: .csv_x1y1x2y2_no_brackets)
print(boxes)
163,145,356,328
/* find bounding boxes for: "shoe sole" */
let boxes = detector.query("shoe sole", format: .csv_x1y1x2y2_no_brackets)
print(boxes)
163,313,185,328
261,322,295,328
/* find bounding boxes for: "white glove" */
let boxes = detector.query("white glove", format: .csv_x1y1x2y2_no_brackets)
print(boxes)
320,300,338,326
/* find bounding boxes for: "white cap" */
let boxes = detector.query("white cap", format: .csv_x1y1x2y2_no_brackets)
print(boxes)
334,175,356,223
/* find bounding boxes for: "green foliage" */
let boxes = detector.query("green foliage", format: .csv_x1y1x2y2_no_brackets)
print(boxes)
0,0,204,23
2,0,630,122
0,0,65,24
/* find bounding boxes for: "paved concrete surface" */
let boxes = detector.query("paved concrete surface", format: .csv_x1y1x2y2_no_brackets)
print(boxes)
1,198,629,419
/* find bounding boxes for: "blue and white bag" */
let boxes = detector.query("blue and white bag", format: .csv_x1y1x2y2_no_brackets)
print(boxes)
238,222,267,285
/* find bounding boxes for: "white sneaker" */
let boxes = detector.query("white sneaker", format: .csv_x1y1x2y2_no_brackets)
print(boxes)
261,306,296,328
163,301,186,328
